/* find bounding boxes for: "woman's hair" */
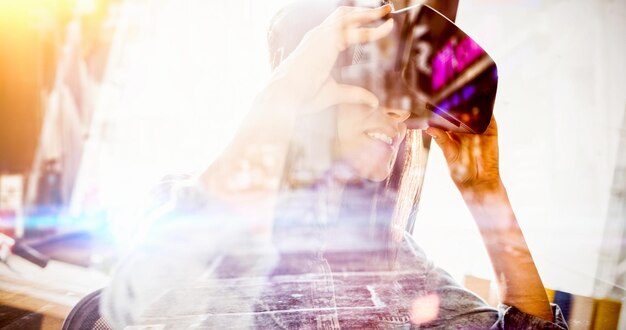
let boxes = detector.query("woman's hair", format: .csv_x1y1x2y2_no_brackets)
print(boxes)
268,0,341,187
268,1,431,253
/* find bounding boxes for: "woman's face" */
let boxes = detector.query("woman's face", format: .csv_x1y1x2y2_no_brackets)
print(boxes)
336,104,410,181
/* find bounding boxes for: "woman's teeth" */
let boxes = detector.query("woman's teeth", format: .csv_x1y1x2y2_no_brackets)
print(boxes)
367,132,393,145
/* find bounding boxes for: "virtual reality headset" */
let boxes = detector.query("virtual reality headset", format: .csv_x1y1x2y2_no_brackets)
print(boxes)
335,4,498,134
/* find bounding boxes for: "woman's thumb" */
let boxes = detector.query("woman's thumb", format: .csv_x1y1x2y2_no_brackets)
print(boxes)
426,127,458,164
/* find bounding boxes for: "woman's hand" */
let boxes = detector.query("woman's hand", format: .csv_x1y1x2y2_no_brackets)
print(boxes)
202,4,394,198
271,4,394,112
426,117,502,197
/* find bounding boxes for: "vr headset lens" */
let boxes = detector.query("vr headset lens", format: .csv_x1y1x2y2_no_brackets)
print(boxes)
337,4,498,134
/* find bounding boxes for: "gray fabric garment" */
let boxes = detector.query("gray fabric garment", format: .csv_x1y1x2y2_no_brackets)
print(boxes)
100,178,568,329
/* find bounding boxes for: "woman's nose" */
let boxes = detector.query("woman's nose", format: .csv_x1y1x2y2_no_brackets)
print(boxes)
382,106,411,123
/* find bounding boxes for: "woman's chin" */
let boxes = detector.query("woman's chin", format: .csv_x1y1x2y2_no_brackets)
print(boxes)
354,161,392,182
367,172,390,182
341,146,395,182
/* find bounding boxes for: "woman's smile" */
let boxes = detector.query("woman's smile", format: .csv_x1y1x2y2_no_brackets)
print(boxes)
365,130,394,146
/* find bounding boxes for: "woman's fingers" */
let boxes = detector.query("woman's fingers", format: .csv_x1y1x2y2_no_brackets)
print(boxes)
341,4,392,25
343,18,394,47
426,127,460,164
428,127,474,186
326,5,394,50
327,5,369,20
427,120,501,190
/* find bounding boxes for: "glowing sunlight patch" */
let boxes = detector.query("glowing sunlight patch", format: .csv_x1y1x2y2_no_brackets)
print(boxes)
409,293,440,325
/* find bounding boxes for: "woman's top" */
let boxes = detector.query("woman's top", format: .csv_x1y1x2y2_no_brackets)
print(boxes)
100,176,568,329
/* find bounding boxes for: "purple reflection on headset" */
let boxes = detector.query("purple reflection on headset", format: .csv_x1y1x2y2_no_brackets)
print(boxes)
462,85,476,100
431,36,484,92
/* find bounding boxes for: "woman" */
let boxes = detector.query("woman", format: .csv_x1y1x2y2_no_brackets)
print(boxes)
101,2,568,329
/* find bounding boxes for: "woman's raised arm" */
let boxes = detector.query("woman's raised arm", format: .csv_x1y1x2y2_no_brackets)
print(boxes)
426,118,555,322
